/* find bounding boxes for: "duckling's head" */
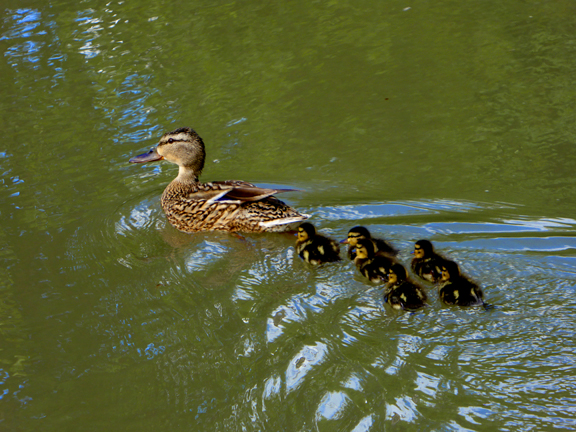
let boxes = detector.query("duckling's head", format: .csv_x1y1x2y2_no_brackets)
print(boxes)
414,239,434,259
355,238,375,260
341,226,371,246
388,263,407,284
297,222,316,243
129,127,206,182
440,260,460,282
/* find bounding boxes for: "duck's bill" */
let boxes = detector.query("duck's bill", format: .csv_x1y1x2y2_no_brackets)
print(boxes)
129,148,163,163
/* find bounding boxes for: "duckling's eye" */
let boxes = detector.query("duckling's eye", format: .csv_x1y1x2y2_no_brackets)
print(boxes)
168,138,175,144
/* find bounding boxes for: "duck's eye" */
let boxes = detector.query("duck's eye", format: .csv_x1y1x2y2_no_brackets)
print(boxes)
168,138,175,143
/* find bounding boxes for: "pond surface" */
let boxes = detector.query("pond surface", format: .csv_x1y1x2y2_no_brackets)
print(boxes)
1,0,576,430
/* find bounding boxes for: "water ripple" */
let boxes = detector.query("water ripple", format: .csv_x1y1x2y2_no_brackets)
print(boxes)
286,342,329,393
43,197,576,430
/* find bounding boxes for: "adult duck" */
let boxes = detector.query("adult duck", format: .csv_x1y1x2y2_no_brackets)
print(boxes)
129,127,308,232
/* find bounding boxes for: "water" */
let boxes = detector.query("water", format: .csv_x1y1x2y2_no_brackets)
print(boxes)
1,0,576,430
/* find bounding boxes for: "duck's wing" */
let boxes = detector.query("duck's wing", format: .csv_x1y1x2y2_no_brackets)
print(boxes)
223,186,298,202
210,181,298,202
187,182,298,203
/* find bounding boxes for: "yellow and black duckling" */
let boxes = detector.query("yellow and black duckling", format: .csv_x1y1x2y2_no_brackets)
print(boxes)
411,240,446,283
129,127,308,233
384,263,427,310
438,260,485,307
341,226,399,260
295,223,341,265
354,238,396,283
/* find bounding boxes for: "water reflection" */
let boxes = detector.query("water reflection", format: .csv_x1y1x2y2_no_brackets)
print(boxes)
316,390,351,420
262,374,281,400
286,342,328,393
385,395,419,422
2,9,45,68
350,415,374,432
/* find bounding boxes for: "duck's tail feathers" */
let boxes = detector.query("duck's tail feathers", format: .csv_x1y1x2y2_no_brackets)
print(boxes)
259,215,310,228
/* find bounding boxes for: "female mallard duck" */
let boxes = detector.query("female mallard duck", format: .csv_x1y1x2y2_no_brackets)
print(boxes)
411,240,446,283
129,127,308,233
295,223,341,265
384,263,427,310
341,226,398,260
438,260,485,307
354,238,396,283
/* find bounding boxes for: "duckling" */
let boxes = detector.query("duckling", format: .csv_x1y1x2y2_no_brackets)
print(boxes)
383,263,427,310
438,260,485,307
411,240,446,283
354,238,396,283
295,223,341,265
129,127,308,233
341,226,399,260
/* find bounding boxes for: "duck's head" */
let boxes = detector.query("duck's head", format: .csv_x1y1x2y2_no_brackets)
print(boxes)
388,263,407,285
440,260,460,282
297,222,316,242
129,127,206,182
341,226,371,246
413,239,434,259
355,238,375,260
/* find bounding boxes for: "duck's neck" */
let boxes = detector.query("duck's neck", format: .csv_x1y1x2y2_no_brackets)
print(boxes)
175,166,200,184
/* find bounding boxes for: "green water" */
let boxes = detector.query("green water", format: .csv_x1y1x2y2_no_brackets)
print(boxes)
1,0,576,430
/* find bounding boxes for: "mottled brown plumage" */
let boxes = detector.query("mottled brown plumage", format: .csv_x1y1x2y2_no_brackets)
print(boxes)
130,127,308,233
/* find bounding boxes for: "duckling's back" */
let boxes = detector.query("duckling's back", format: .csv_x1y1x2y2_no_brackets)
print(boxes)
297,235,341,265
439,278,484,307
